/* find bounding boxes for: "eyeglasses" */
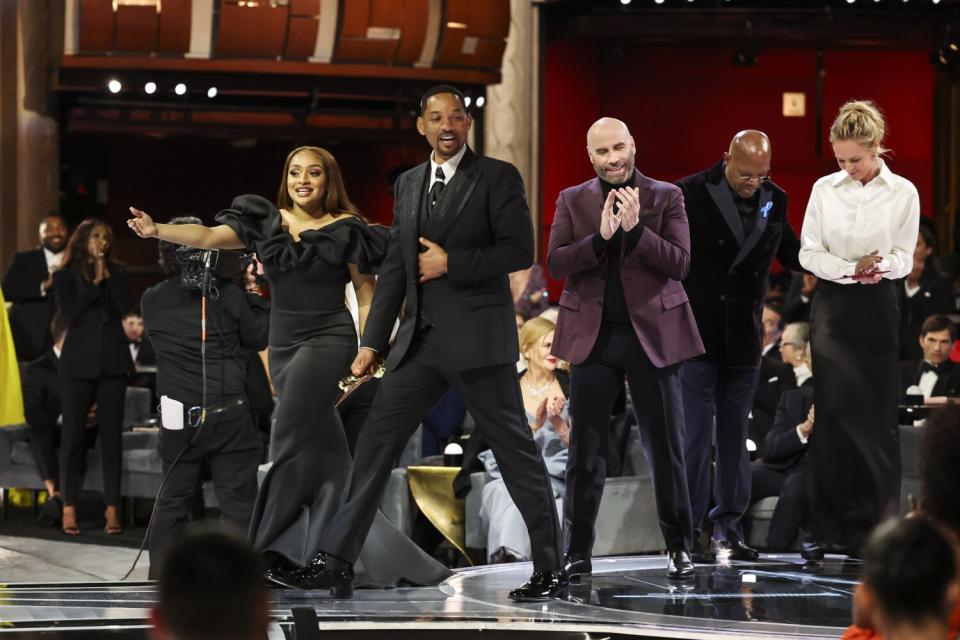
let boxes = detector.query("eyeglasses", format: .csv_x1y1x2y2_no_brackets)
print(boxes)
736,170,771,184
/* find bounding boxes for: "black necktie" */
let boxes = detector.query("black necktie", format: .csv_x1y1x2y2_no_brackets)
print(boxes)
428,166,446,215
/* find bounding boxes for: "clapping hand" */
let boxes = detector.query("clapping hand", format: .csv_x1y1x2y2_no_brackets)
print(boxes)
127,207,158,239
799,404,815,439
599,190,622,240
88,235,109,285
615,187,642,232
546,395,566,426
532,397,548,432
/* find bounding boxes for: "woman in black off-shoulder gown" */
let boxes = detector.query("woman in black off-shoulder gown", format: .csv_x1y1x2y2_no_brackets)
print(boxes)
128,146,448,587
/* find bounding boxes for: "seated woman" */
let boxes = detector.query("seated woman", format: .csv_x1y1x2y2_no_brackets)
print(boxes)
479,317,570,563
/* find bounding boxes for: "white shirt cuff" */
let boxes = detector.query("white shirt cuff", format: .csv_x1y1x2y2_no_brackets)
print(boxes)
796,424,809,444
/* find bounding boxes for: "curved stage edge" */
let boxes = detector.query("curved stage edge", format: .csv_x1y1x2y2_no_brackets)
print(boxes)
0,554,855,638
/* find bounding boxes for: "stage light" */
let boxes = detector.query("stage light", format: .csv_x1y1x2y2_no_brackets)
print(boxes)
846,0,855,4
654,0,665,4
174,82,187,96
476,96,485,108
619,0,630,5
207,87,218,99
464,96,472,108
144,81,157,95
107,79,122,94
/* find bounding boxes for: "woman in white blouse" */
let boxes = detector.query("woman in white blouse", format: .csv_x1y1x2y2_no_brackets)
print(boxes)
799,100,919,554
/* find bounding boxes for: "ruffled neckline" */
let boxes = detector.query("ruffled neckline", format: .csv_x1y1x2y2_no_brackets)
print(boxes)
214,195,388,273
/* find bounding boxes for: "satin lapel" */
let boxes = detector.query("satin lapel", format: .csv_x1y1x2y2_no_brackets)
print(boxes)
731,184,771,269
435,150,480,244
706,179,746,247
405,162,429,268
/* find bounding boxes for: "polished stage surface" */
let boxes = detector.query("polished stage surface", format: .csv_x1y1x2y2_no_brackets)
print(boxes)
0,555,856,638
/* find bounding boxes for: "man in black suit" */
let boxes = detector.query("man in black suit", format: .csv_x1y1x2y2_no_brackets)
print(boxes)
750,355,797,459
761,302,784,361
122,309,156,367
677,130,802,562
2,215,68,361
899,314,960,401
295,86,563,601
20,313,67,518
898,227,954,362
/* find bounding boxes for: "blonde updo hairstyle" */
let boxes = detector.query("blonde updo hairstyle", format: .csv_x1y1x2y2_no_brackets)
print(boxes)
519,317,556,364
829,100,889,157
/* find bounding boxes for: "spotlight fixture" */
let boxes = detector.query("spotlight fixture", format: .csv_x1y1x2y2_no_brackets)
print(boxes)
207,87,218,99
144,81,157,95
464,96,472,108
619,0,630,5
476,96,486,108
107,79,122,94
654,0,665,4
174,82,187,96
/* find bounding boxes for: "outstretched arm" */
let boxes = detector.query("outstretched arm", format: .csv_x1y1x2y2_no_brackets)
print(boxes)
128,207,244,250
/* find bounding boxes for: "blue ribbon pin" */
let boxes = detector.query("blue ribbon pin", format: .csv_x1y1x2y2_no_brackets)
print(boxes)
760,201,773,219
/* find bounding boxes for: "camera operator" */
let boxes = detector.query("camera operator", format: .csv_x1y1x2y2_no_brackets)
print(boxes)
141,217,269,575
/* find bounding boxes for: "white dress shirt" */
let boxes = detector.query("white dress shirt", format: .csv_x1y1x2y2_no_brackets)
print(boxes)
429,144,467,189
40,248,63,297
799,158,920,284
918,365,939,399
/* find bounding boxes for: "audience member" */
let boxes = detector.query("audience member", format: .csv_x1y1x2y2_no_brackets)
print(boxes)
899,314,960,402
123,309,156,368
780,322,811,387
2,215,68,361
750,343,818,559
510,264,549,321
150,527,269,640
54,218,133,536
851,517,958,640
479,317,569,563
761,302,785,359
749,353,797,458
20,312,67,523
782,271,818,324
844,399,960,640
900,226,954,362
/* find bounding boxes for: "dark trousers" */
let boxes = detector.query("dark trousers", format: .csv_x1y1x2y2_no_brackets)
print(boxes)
29,420,60,486
681,359,760,543
318,328,562,572
148,404,262,577
421,388,466,458
566,325,694,553
59,375,126,506
750,464,806,550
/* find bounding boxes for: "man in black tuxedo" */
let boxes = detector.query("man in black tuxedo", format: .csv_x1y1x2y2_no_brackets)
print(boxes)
898,227,954,362
899,314,960,401
294,85,563,601
2,215,68,361
750,355,797,459
761,302,784,361
20,313,67,517
750,358,816,556
677,131,802,562
122,309,156,367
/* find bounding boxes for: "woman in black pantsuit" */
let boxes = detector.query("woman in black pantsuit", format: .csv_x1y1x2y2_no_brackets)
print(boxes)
798,100,919,553
54,219,133,535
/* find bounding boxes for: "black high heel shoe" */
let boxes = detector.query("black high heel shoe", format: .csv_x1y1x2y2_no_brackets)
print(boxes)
275,552,354,598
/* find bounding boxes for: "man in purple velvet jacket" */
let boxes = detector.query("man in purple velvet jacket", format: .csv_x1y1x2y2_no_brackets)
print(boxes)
547,117,705,581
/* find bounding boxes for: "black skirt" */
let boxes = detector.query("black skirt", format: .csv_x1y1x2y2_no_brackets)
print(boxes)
807,279,900,552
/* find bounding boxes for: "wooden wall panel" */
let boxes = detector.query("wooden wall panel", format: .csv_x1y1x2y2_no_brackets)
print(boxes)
290,0,321,16
286,17,320,59
78,0,114,52
340,1,372,38
114,5,158,52
216,3,289,58
435,0,509,70
157,0,192,53
395,0,428,64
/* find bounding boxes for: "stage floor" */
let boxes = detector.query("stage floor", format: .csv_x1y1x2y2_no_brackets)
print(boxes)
0,554,855,638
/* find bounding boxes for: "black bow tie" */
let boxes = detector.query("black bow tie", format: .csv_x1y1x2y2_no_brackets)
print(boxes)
922,361,947,375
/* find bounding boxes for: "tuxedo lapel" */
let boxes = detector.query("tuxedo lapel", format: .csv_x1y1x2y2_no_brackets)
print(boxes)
731,183,772,269
404,163,429,261
435,149,480,243
705,172,746,247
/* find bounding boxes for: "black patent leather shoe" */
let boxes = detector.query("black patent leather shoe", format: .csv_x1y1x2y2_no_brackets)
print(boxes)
712,539,760,561
563,554,592,583
667,550,695,580
508,569,569,602
273,552,354,598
